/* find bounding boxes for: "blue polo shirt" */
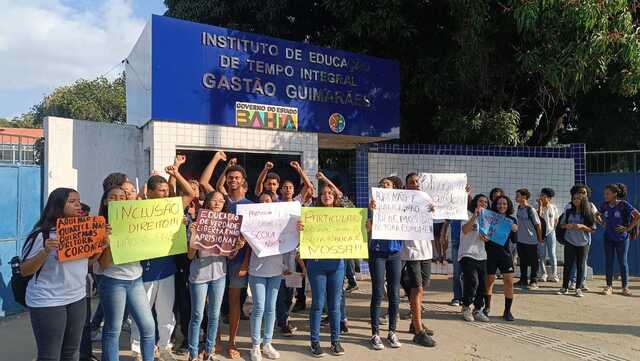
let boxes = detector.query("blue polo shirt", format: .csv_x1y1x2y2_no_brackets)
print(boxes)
601,200,636,242
227,197,253,266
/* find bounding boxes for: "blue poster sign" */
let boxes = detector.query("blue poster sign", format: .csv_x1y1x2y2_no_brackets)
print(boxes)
478,209,514,246
126,15,400,137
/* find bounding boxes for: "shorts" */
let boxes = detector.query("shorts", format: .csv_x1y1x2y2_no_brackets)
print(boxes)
227,261,248,288
402,260,431,289
486,247,514,275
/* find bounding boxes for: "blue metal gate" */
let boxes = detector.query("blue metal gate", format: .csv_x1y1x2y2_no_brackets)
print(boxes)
0,165,42,316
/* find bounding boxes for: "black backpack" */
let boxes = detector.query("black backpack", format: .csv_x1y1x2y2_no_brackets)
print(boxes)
10,229,49,307
556,213,567,245
527,206,547,238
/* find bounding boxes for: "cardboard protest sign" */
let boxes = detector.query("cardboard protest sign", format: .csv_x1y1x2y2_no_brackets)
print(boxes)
190,209,243,256
108,197,188,264
419,173,468,220
371,187,434,241
478,209,514,246
236,201,301,258
56,216,106,262
299,207,368,259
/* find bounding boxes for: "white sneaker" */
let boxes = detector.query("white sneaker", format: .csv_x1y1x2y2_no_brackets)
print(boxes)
251,345,263,361
263,343,280,359
550,276,560,283
473,310,490,322
462,306,474,322
91,327,102,341
539,275,548,282
575,289,584,298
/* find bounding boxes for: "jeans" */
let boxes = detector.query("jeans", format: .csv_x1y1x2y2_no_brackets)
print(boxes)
30,298,86,361
604,237,630,288
539,232,558,278
570,239,591,283
369,252,401,335
308,259,345,343
517,243,539,284
175,258,191,345
562,243,586,290
79,296,92,360
100,276,155,361
460,258,486,310
276,279,294,328
345,259,357,288
451,242,463,301
131,275,176,353
188,277,225,358
249,275,283,346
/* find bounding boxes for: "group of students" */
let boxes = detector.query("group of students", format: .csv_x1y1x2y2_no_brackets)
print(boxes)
18,150,638,361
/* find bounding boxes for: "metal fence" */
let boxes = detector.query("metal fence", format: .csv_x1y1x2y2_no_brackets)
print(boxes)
0,134,39,165
586,150,640,174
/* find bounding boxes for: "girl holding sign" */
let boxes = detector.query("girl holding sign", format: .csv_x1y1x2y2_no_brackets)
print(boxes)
20,188,90,361
459,194,491,323
485,195,518,321
186,191,238,361
97,186,156,361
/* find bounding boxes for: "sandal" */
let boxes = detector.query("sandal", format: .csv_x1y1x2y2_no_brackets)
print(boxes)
228,345,241,359
622,288,633,296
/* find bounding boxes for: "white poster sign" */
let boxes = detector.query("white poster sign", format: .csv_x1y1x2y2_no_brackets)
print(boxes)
236,201,301,257
419,173,468,220
372,188,434,241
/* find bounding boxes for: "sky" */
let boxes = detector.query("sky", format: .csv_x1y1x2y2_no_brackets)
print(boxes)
0,0,167,119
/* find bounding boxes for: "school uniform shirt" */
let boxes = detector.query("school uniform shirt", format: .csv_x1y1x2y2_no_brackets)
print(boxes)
561,212,592,247
141,256,177,282
102,260,143,281
516,205,541,245
228,197,254,267
189,252,226,284
457,212,487,261
24,231,88,308
248,251,296,278
539,204,559,235
600,200,636,242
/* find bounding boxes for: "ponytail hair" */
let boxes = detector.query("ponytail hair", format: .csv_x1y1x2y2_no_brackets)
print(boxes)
605,183,627,200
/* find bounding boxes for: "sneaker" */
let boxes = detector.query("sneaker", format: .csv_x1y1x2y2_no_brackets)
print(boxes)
263,343,280,359
91,327,102,342
575,289,584,298
482,307,490,317
340,321,349,334
251,345,262,361
409,322,435,336
158,349,175,361
513,280,527,289
602,286,613,296
203,352,218,361
387,331,402,349
538,275,548,282
321,316,330,327
502,311,515,322
310,342,326,358
473,310,490,322
412,330,436,347
557,288,568,295
345,285,359,293
622,288,633,296
550,276,560,283
379,316,388,325
529,282,539,290
581,286,590,292
462,306,474,322
450,299,461,307
330,341,345,356
568,282,576,291
280,324,297,337
370,335,385,351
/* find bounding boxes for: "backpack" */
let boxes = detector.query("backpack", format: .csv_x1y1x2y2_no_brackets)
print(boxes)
10,229,49,307
527,206,547,238
556,213,567,246
616,201,639,241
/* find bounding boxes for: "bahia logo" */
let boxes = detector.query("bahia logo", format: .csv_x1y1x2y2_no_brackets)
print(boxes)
328,113,346,134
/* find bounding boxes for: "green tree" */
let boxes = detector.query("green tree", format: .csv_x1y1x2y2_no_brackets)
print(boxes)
31,74,126,126
165,0,640,146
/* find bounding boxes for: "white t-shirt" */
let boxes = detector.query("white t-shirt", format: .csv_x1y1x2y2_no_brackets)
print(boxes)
400,239,433,261
101,260,143,281
249,251,296,278
458,212,487,261
24,231,88,308
539,204,559,235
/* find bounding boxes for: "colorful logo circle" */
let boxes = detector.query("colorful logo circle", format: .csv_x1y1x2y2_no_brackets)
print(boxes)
329,113,346,133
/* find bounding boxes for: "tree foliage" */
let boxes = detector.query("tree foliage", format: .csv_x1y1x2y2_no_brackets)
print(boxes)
165,0,640,147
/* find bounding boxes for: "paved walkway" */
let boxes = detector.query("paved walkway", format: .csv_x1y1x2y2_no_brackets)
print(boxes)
1,275,638,361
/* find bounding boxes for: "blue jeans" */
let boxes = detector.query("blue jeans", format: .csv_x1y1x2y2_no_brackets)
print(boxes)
570,239,591,283
604,237,630,288
188,278,225,358
276,279,294,328
249,275,283,346
369,252,401,335
308,259,345,343
100,276,155,361
539,232,558,278
451,242,463,301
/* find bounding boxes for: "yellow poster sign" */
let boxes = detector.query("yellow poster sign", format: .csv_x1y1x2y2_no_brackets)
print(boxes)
108,197,187,264
299,207,368,259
